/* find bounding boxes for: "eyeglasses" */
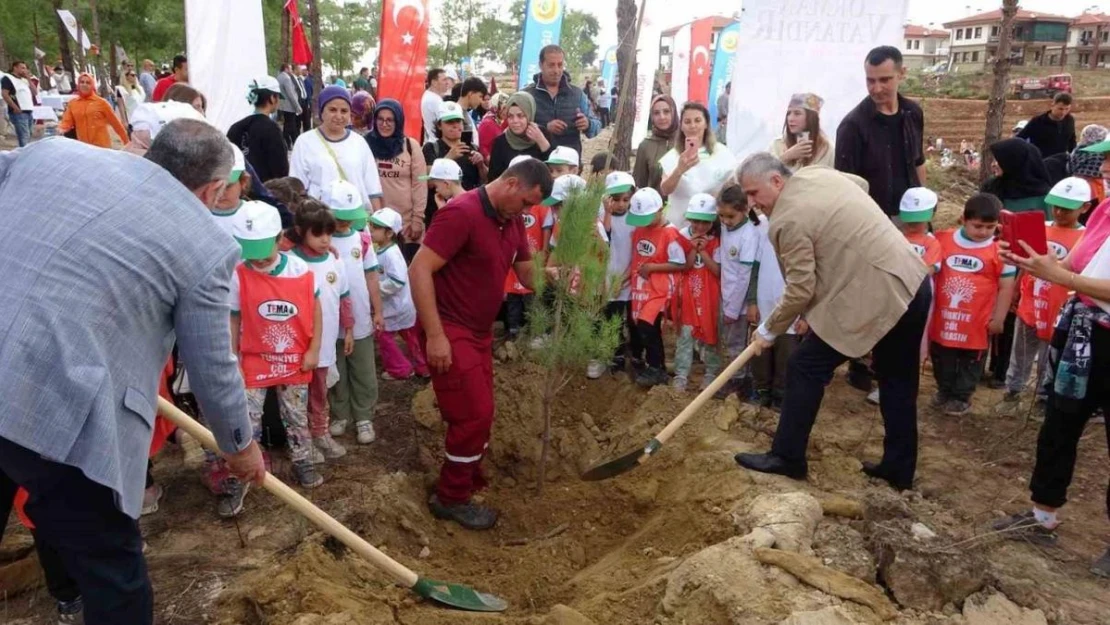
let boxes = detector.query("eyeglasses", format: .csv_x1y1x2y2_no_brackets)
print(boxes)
376,117,396,124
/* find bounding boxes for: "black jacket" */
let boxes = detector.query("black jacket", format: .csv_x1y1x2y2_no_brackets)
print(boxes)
835,94,925,216
227,113,289,183
1017,111,1076,157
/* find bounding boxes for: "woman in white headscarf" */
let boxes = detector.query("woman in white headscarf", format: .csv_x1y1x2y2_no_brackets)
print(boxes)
768,92,833,171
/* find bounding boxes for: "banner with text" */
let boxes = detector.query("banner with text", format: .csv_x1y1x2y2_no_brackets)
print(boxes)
185,0,267,132
708,21,739,130
631,2,662,147
378,0,430,140
600,46,618,93
688,18,714,105
670,24,691,107
726,0,908,158
517,0,566,89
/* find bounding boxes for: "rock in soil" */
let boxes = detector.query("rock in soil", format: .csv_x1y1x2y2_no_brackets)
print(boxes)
778,606,867,624
813,521,876,581
735,492,824,555
873,521,987,612
962,591,1048,625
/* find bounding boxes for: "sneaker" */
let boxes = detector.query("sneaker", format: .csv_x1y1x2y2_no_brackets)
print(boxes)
991,510,1058,546
141,484,163,516
1002,391,1021,403
314,434,347,460
930,392,949,408
292,460,324,488
866,389,880,405
56,597,84,625
308,445,326,465
671,375,688,391
329,419,349,437
217,478,249,518
356,421,377,444
586,360,606,379
944,400,971,416
382,371,414,381
428,494,498,530
635,366,668,388
1091,547,1110,578
529,335,550,350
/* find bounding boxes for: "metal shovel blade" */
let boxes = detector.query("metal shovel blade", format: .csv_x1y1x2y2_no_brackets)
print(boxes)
413,577,509,612
580,439,660,481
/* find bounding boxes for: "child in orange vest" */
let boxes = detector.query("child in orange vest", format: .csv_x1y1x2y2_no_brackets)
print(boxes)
627,188,686,387
230,202,324,502
1005,177,1091,404
672,193,722,391
929,194,1017,416
503,184,552,338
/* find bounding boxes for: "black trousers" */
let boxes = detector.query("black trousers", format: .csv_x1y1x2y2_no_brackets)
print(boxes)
930,343,985,402
505,293,534,334
1030,322,1110,512
605,300,642,365
753,334,803,399
771,277,931,484
401,242,421,265
0,437,152,624
636,313,665,369
299,99,312,133
282,110,301,149
599,107,610,128
0,472,81,606
988,311,1017,383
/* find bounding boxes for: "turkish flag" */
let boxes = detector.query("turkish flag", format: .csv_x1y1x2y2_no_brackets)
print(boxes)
688,18,713,105
286,0,313,66
378,0,430,140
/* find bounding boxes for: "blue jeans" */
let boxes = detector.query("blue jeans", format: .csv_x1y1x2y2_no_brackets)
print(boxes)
9,110,31,147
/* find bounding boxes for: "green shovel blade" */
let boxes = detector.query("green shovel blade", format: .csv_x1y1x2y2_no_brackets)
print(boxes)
412,577,509,612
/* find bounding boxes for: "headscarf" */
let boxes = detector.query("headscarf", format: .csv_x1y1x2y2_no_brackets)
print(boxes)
981,138,1052,200
1070,124,1108,179
649,94,678,140
788,92,824,113
76,72,96,99
504,92,537,151
367,99,407,160
351,91,374,130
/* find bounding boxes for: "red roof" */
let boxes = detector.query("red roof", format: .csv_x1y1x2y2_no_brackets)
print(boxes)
942,8,1072,27
904,24,949,38
1073,12,1110,26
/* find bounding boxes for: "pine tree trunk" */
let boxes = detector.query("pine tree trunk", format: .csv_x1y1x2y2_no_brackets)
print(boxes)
281,7,290,68
609,0,643,170
307,0,322,118
980,0,1019,185
0,23,9,70
87,0,110,96
52,0,76,77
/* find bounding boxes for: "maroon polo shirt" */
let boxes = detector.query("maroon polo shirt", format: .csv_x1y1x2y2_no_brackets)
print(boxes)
422,187,531,334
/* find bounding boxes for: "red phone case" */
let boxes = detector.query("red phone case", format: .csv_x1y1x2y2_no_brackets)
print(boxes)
1000,210,1048,258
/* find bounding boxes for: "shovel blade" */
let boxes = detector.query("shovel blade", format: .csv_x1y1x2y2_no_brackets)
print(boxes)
413,577,509,612
580,446,649,481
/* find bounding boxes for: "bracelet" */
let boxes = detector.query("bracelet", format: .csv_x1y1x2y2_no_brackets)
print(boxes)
1069,272,1078,289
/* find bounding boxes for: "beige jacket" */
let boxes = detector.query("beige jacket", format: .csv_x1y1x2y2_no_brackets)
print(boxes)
769,133,835,171
762,167,928,358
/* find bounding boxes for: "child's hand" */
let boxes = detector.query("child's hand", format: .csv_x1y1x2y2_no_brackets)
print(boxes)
693,236,706,252
746,304,760,325
373,312,385,334
344,330,354,356
637,264,652,279
302,352,319,372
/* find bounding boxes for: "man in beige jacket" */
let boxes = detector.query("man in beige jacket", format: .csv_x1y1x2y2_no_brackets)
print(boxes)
734,153,931,490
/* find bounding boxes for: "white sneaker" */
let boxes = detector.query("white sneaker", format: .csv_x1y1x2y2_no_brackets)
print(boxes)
329,419,348,437
671,375,688,392
586,360,605,379
356,421,376,444
867,389,880,405
309,445,326,465
314,434,347,460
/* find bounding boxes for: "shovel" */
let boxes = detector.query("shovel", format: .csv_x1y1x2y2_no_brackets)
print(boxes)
581,342,759,481
156,397,508,612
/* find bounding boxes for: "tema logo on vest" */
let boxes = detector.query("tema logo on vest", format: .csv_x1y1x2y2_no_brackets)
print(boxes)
945,255,984,273
727,245,739,259
636,240,657,256
258,299,300,322
522,213,537,229
1049,240,1068,260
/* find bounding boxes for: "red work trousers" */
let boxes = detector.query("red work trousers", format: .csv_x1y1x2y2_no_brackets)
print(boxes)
424,322,494,504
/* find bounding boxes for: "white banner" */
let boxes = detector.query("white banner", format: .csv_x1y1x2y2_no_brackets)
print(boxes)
185,0,268,133
56,9,92,51
631,2,662,147
726,0,909,159
670,23,691,107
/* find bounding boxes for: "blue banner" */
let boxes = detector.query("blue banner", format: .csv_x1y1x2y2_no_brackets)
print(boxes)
708,22,739,131
517,0,566,89
600,45,618,92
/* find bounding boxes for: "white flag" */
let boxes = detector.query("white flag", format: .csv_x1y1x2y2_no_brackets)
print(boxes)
631,1,662,147
669,24,691,107
56,9,92,51
34,47,46,60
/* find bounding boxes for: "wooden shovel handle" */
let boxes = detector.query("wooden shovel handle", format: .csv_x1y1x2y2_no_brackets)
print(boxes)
653,342,760,446
156,397,420,588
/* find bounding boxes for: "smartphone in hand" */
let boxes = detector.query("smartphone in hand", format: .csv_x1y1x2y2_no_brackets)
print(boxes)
1000,209,1048,258
462,130,474,146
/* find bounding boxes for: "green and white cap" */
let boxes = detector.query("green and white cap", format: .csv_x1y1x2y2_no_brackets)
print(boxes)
233,201,283,260
370,207,403,233
604,171,635,195
436,101,464,122
686,192,717,222
128,101,206,140
546,145,579,166
229,144,246,183
899,187,938,223
1082,138,1110,153
1045,176,1092,210
627,188,664,226
323,180,368,222
418,158,462,181
542,174,586,206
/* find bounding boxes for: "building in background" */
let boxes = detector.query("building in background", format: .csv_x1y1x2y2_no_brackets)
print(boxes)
943,8,1071,68
1068,12,1110,68
901,24,950,69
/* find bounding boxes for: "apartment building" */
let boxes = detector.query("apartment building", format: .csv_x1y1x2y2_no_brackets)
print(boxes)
902,24,950,69
943,9,1071,68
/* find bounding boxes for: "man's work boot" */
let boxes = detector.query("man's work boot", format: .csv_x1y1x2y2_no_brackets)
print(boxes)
429,494,499,530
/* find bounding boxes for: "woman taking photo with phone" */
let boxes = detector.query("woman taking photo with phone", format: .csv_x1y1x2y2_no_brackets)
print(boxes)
769,93,833,171
487,92,551,181
421,101,486,226
369,99,427,262
659,102,737,225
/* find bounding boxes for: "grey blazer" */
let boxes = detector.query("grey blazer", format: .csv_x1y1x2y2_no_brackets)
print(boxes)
277,71,303,115
0,139,252,518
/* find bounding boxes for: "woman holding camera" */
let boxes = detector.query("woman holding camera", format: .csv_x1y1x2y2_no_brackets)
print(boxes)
769,93,833,172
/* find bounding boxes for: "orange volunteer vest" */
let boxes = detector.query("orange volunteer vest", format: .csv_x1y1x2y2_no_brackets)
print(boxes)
905,232,942,273
237,263,316,388
631,224,680,323
675,235,720,345
930,230,1006,351
505,205,549,295
1016,224,1084,340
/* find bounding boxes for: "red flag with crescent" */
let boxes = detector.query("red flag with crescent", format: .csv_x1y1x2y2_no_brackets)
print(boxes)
285,0,313,65
688,18,714,105
379,0,430,139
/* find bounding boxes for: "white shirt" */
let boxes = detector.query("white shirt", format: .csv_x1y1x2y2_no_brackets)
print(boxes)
375,243,417,332
293,248,349,368
230,252,316,314
659,146,738,226
752,219,798,335
290,130,384,206
421,89,443,143
719,220,760,321
605,208,636,302
115,84,145,120
1,72,34,110
332,228,380,339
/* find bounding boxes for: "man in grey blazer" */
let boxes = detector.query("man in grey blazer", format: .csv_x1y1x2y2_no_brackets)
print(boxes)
278,63,304,149
0,120,265,624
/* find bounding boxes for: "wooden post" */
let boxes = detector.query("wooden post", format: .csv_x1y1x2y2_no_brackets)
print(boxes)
87,0,111,96
980,0,1019,185
609,0,647,170
307,0,322,119
281,4,291,68
0,21,9,70
52,0,75,77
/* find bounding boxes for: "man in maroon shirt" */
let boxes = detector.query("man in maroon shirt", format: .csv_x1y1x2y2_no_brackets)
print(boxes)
410,159,553,529
152,54,188,102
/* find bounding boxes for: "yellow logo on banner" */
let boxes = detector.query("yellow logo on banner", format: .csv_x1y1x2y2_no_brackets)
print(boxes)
720,30,739,53
606,48,618,63
532,0,560,24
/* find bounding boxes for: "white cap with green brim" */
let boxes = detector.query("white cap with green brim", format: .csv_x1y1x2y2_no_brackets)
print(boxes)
436,101,464,122
546,146,579,166
1045,176,1092,210
128,101,206,140
323,180,368,222
1082,139,1110,153
370,207,403,232
542,174,586,206
605,171,635,195
229,144,246,183
509,155,538,168
899,187,938,223
627,188,664,226
685,192,718,222
233,201,283,260
418,158,463,181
